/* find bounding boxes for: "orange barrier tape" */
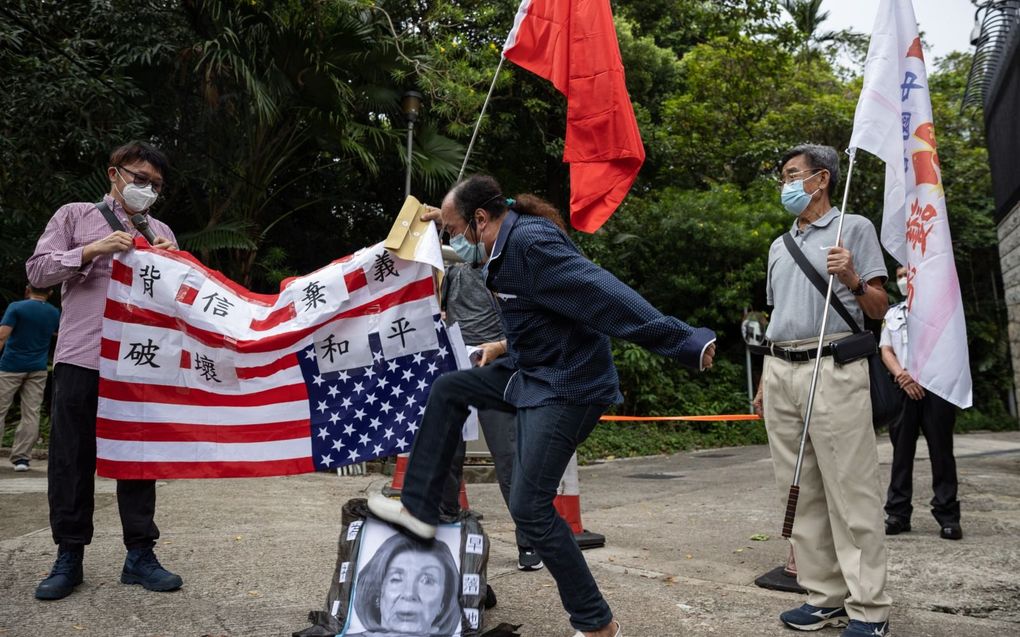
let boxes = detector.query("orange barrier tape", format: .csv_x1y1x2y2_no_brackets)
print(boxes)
600,414,761,422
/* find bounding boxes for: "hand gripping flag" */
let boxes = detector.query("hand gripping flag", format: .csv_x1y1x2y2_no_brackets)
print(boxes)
503,0,645,233
96,236,460,479
849,0,972,408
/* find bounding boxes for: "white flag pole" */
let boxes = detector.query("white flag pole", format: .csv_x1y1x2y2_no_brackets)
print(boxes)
782,146,859,538
457,56,506,182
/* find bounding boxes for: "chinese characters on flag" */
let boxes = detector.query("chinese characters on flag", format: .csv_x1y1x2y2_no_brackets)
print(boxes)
850,0,972,408
97,238,461,479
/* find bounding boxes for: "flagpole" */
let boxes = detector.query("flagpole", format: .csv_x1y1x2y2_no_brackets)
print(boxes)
457,56,506,182
782,146,859,539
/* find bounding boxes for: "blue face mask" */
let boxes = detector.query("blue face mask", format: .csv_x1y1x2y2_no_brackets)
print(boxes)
450,232,486,264
780,172,822,216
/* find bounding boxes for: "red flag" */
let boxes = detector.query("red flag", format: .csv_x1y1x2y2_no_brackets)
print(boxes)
503,0,645,233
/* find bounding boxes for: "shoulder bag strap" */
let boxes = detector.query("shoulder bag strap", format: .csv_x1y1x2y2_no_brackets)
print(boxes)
781,232,861,334
95,199,126,233
440,265,453,312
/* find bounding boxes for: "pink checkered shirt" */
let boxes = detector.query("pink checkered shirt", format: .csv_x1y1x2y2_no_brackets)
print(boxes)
26,194,176,370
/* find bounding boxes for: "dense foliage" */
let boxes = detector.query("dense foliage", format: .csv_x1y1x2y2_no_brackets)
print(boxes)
1,0,1011,455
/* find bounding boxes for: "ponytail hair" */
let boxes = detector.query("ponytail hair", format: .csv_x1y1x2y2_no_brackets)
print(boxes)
451,175,567,233
511,193,567,232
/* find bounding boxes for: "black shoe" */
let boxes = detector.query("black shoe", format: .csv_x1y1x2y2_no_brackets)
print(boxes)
121,548,183,591
884,518,910,535
35,550,84,600
517,546,544,571
940,523,963,540
483,584,497,609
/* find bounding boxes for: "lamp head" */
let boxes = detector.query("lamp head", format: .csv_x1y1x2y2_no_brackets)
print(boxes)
401,91,423,124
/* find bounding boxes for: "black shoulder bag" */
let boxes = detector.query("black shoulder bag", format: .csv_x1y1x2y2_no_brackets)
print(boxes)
782,233,904,429
95,199,126,232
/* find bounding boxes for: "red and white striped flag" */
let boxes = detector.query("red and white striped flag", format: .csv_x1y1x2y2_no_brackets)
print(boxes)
97,238,459,479
849,0,972,408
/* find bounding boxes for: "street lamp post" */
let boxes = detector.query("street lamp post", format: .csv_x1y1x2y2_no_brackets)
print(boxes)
401,91,423,199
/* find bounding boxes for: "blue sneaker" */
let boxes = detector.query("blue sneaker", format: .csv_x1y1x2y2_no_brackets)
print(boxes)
841,620,890,636
780,604,849,630
121,548,183,591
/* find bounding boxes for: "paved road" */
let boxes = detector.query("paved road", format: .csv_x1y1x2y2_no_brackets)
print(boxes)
1,431,1018,636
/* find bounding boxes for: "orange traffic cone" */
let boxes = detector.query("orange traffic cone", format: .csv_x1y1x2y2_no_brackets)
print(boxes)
458,479,470,511
382,453,471,510
382,453,410,497
553,453,605,549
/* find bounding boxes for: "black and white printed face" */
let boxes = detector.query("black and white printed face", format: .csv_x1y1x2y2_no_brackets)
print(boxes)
379,550,446,633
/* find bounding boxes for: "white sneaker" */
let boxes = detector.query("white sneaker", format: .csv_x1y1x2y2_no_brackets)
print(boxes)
571,620,621,637
13,461,29,472
367,493,437,540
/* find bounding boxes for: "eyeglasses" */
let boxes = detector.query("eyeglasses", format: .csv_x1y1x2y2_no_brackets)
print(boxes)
777,168,825,189
118,166,163,193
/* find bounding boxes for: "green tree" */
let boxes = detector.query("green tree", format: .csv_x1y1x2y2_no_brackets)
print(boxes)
0,1,1010,449
780,0,867,64
0,0,154,300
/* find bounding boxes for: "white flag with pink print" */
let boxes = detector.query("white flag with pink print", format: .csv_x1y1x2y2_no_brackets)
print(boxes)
849,0,972,408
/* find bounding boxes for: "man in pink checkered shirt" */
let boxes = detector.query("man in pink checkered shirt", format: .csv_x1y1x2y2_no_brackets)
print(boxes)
27,141,183,600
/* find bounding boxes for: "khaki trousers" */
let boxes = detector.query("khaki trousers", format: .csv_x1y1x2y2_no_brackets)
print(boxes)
763,352,892,622
0,369,48,463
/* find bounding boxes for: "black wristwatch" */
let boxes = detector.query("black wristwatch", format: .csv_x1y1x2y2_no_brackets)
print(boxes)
850,275,866,296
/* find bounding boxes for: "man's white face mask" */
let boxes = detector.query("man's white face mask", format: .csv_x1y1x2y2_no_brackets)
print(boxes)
116,169,159,212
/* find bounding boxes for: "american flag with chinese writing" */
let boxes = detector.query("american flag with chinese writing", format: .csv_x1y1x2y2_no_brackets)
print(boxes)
96,237,460,479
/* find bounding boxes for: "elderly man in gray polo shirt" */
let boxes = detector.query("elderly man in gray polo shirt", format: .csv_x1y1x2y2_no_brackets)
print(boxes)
752,144,892,637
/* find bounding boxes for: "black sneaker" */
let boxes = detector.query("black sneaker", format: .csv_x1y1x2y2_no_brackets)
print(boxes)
517,547,543,571
13,459,30,472
884,517,910,535
939,523,963,540
121,548,183,591
35,550,84,600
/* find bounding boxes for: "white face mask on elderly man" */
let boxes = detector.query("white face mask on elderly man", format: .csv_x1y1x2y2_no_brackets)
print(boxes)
897,277,909,297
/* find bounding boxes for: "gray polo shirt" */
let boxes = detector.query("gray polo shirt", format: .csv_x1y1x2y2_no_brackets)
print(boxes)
443,263,505,346
765,207,886,343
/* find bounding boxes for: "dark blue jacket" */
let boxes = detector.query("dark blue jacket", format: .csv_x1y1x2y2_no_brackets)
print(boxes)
484,211,715,408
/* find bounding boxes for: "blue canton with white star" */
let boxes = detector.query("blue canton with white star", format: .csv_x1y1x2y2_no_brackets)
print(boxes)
300,315,458,470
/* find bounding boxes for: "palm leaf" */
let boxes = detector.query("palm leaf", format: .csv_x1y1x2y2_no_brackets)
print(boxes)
409,125,465,194
177,221,258,252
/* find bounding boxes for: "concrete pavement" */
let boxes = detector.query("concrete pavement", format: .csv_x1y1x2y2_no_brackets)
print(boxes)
1,431,1018,637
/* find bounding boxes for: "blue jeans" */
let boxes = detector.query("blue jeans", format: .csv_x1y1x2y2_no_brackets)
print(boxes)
400,363,612,631
442,407,528,548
